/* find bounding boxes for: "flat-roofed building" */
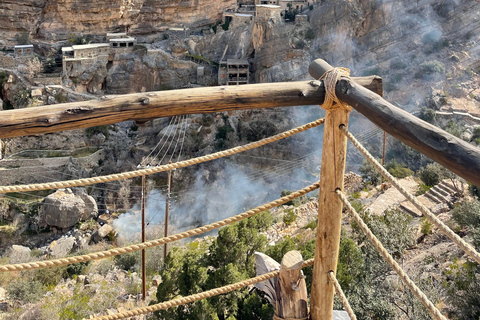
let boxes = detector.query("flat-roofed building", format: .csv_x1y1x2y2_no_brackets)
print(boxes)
61,43,110,73
255,4,282,21
227,59,249,85
14,45,34,58
109,37,136,49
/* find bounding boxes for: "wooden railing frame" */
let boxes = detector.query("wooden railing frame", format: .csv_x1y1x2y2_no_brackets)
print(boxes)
2,59,480,320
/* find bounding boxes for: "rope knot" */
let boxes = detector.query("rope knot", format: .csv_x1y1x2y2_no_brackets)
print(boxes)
319,67,352,112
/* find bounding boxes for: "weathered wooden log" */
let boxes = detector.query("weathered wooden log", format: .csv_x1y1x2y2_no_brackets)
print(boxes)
307,58,480,187
255,251,308,320
275,251,308,319
310,91,350,319
0,78,382,139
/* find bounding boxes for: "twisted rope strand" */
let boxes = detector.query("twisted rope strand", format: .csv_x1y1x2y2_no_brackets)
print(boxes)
341,126,480,265
319,67,352,111
91,259,315,320
0,118,325,193
328,271,357,320
0,183,319,272
337,190,447,320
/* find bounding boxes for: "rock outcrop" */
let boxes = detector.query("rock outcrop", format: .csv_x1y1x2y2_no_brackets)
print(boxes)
0,0,236,43
40,188,98,229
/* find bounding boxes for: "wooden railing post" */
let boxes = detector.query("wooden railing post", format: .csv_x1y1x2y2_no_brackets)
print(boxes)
275,251,308,320
254,251,308,320
309,60,350,320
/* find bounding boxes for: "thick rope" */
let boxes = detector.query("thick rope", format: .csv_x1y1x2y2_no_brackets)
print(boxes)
0,183,319,272
91,258,315,320
337,190,447,320
319,68,352,111
0,118,325,193
341,126,480,265
328,271,357,320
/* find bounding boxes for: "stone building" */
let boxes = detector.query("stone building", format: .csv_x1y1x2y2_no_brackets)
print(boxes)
14,45,34,58
224,13,254,28
61,43,110,73
278,0,311,12
295,14,308,23
255,4,282,21
109,37,136,49
218,59,249,86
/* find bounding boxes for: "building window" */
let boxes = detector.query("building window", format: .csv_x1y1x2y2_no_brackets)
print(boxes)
27,49,31,53
120,42,126,47
18,49,22,53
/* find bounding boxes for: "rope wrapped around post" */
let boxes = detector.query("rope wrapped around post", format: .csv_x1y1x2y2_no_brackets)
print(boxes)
340,126,480,265
318,67,352,112
337,189,447,320
91,259,314,320
0,183,319,272
0,118,325,193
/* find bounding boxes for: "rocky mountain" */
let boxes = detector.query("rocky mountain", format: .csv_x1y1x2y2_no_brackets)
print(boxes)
0,0,236,44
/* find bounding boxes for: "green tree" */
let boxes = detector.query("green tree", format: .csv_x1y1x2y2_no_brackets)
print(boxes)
445,261,480,319
419,162,453,186
359,158,382,186
154,211,274,320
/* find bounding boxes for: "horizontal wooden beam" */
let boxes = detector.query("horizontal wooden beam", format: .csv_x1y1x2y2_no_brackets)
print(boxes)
337,77,480,187
0,78,382,139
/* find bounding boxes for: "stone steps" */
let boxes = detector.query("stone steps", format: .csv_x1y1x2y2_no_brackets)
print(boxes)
399,179,461,217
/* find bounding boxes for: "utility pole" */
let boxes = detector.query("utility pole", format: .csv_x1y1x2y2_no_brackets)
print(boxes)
382,131,386,166
164,161,172,261
141,175,146,301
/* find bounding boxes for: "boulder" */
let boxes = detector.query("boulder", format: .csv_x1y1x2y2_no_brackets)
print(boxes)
41,188,98,229
344,172,364,194
8,245,31,264
73,188,99,219
12,213,26,227
92,224,114,243
49,237,76,258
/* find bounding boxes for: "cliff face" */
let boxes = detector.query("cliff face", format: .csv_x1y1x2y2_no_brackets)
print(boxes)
0,0,236,43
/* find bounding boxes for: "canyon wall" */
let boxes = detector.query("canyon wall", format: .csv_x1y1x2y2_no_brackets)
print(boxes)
0,0,236,44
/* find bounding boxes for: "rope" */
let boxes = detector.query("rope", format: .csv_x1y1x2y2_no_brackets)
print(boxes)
337,190,447,320
328,271,357,320
319,67,352,111
341,126,480,265
0,183,319,272
91,259,314,320
0,118,325,193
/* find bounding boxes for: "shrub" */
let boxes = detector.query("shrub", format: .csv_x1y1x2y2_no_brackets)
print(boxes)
54,92,68,103
419,107,436,123
114,251,139,271
283,208,297,226
12,89,31,108
386,159,413,178
419,163,450,186
415,60,445,79
305,28,315,40
305,219,317,230
445,260,480,319
416,184,432,196
6,277,44,303
281,190,294,206
359,158,382,186
389,58,407,70
420,217,433,235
